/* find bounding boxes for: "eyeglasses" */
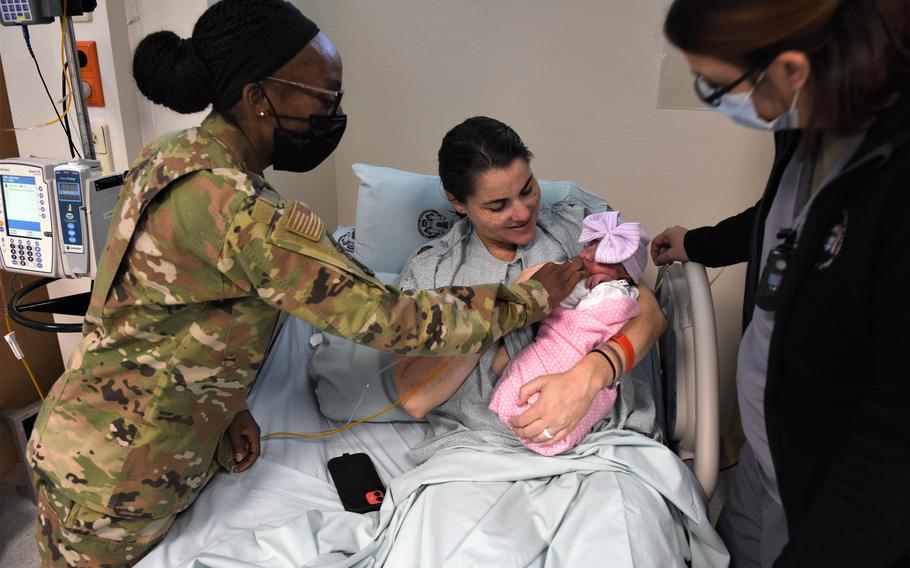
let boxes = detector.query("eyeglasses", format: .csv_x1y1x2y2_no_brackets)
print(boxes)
693,66,764,107
265,76,344,115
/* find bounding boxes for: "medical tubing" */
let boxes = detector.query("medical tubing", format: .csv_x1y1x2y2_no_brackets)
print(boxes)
0,279,45,400
261,358,452,440
336,354,434,426
52,4,74,127
9,277,84,333
708,266,726,287
21,26,77,157
1,8,74,133
60,65,81,158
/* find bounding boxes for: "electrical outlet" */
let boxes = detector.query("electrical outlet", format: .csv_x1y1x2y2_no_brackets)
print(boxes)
90,123,108,154
76,41,105,107
89,123,114,172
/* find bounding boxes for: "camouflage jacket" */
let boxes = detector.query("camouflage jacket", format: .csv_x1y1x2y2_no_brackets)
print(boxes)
28,113,551,519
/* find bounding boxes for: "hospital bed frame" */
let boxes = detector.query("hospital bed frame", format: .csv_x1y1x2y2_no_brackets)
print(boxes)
655,261,720,498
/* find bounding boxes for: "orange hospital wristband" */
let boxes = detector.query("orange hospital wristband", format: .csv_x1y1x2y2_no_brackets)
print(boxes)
610,332,635,368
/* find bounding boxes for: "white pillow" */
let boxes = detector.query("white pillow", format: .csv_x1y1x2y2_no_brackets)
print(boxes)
331,224,397,284
309,331,420,422
352,163,578,274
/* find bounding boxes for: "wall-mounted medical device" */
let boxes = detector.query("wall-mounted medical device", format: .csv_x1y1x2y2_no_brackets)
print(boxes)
0,0,95,26
0,0,53,25
0,157,122,279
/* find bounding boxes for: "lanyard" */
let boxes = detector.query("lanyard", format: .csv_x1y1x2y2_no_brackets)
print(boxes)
790,133,866,237
755,134,864,311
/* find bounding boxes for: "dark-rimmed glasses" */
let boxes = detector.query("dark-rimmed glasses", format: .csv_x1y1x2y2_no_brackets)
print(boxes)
694,66,764,108
266,76,344,115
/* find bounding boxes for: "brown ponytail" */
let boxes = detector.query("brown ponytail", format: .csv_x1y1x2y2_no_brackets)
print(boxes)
665,0,910,137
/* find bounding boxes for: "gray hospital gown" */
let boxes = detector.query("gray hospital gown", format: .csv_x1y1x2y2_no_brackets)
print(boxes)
397,189,660,463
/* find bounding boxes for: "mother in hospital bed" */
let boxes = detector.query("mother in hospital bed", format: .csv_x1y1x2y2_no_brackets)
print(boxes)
394,116,664,457
384,116,714,564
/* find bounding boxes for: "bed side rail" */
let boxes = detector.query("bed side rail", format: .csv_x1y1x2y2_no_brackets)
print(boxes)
656,262,720,498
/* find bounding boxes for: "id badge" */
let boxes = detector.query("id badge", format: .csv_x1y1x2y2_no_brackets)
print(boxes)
755,245,791,311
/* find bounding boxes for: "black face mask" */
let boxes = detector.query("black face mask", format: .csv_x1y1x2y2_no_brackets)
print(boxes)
263,94,347,173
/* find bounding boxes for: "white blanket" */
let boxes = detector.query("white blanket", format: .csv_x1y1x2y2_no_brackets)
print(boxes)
143,431,726,568
137,317,727,568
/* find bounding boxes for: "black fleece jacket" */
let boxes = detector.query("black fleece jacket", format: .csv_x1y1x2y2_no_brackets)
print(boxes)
684,80,910,568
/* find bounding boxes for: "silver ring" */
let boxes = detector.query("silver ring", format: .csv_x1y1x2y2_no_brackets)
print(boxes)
542,428,554,440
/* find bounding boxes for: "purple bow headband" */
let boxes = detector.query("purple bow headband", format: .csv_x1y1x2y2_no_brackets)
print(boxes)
578,211,650,282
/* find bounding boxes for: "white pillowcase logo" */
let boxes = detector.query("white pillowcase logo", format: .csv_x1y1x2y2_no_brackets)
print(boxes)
417,209,451,239
337,228,356,253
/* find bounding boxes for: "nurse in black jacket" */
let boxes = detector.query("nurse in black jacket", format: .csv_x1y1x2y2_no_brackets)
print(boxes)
651,1,910,567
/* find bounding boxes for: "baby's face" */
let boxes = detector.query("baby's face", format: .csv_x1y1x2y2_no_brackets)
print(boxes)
580,241,630,285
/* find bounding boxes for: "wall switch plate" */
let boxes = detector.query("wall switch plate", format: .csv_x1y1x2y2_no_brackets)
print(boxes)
90,122,108,154
90,123,114,171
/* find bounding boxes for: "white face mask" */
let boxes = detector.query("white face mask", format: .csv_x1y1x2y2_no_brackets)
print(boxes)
715,81,801,131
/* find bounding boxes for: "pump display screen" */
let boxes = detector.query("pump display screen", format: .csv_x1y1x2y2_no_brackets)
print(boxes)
1,174,42,238
57,182,81,199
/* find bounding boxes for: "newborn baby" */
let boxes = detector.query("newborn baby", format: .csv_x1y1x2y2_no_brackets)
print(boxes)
489,211,650,456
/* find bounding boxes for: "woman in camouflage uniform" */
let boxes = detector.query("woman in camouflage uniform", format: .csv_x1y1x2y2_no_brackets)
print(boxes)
27,2,584,566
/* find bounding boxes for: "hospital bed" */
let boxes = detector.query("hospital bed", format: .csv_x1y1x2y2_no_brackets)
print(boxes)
136,167,724,567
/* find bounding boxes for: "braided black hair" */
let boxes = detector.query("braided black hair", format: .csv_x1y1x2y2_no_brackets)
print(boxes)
133,0,309,114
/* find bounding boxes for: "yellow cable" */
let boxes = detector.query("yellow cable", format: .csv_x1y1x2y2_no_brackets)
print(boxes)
0,283,45,400
0,11,71,396
261,359,451,441
1,9,74,133
44,9,74,127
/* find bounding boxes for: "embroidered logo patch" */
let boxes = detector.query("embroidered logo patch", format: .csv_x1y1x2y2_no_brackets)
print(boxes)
285,201,324,241
337,228,355,253
417,209,451,239
816,210,847,270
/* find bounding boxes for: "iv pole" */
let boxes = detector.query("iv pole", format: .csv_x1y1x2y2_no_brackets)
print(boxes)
64,15,95,160
8,7,100,332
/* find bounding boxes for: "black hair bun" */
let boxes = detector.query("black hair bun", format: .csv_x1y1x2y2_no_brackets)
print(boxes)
132,31,212,114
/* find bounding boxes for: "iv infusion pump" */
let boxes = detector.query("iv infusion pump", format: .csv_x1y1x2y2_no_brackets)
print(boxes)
0,157,122,279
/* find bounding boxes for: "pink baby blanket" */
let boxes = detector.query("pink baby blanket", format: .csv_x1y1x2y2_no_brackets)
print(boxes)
489,295,640,456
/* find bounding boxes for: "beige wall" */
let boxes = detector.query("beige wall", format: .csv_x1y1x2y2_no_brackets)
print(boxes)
299,0,774,419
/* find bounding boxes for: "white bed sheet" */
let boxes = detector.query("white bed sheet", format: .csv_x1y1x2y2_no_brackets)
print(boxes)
245,317,428,483
137,317,428,567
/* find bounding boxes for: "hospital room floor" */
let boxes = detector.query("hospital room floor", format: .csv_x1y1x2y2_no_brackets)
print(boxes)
0,471,731,568
0,480,39,568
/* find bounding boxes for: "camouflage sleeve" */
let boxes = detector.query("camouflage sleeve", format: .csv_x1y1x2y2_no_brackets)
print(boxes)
218,196,551,355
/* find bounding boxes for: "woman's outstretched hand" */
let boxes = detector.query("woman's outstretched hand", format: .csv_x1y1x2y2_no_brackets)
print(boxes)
650,226,690,266
525,257,585,306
